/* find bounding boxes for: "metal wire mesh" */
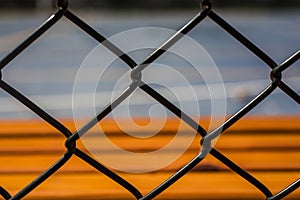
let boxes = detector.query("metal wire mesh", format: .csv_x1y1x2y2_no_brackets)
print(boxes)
0,0,299,199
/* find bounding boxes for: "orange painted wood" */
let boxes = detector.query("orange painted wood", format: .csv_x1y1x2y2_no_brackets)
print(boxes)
0,115,299,135
0,116,299,199
1,171,299,199
1,150,299,173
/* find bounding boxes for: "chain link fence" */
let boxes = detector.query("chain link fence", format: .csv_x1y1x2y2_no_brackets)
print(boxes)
0,0,299,199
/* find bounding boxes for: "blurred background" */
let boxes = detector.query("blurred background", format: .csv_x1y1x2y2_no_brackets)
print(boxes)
0,0,299,119
0,2,299,199
0,0,300,9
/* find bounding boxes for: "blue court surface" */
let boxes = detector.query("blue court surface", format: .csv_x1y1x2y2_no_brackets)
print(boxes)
0,10,299,119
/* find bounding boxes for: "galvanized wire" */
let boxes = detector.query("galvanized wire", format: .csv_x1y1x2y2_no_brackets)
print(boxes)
0,0,299,199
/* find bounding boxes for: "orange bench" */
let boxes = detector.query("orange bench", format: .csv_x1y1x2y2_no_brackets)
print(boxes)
0,116,299,199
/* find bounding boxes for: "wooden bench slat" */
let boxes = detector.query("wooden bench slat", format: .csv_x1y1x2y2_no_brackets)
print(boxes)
0,116,299,199
0,116,299,135
0,150,299,173
0,132,299,153
1,171,299,199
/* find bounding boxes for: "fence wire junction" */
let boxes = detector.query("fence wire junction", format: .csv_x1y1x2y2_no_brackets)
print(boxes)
0,0,299,199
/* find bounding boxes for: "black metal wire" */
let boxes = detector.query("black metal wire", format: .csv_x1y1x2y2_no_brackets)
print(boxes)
0,0,299,199
267,179,300,200
141,155,205,200
203,83,278,143
74,149,143,199
0,2,68,70
66,82,138,144
11,151,73,200
207,10,300,105
131,5,212,76
207,11,277,69
63,6,274,198
0,186,11,200
209,149,273,197
0,80,72,138
140,83,207,136
273,51,300,74
64,10,137,68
